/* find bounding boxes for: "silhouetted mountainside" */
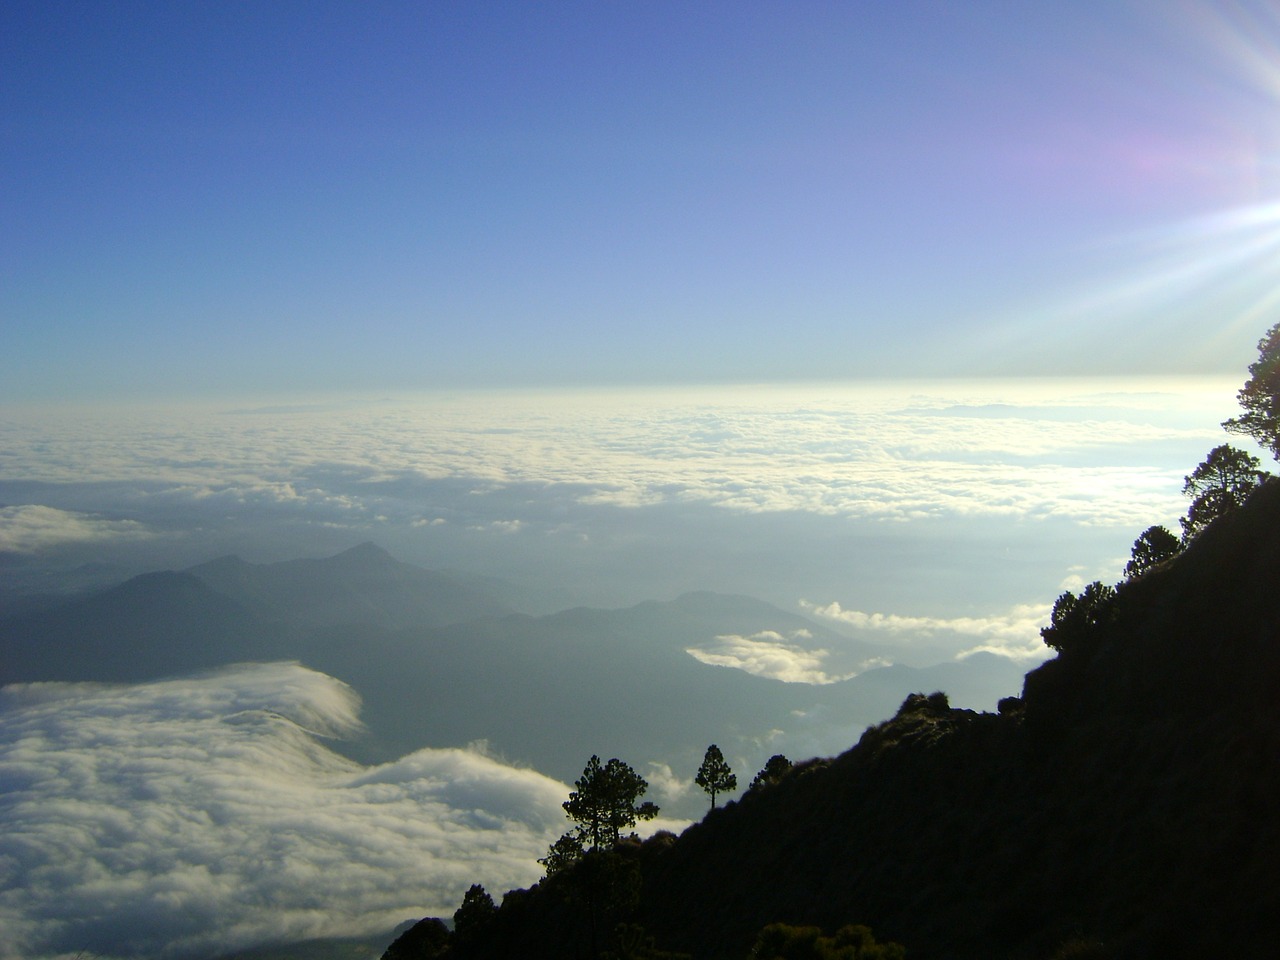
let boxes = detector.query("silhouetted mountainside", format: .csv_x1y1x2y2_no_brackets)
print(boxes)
449,480,1280,959
188,542,516,630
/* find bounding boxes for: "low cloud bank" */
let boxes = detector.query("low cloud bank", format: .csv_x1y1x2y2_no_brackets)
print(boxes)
0,504,150,554
0,380,1220,614
686,630,889,684
801,600,1054,663
0,663,567,960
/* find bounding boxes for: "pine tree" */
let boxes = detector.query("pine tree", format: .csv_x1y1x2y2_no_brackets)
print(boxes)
562,755,658,850
749,754,793,791
1224,321,1280,459
1180,444,1264,541
1124,525,1180,579
694,744,737,810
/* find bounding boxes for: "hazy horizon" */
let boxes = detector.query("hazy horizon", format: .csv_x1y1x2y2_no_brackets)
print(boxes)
2,376,1242,633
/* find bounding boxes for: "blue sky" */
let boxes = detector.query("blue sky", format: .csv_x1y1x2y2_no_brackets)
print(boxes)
4,1,1280,399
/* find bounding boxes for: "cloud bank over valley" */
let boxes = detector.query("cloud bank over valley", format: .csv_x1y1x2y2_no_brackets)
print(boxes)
0,663,570,960
0,505,151,555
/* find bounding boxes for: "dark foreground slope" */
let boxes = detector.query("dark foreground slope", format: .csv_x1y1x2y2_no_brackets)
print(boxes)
447,480,1280,960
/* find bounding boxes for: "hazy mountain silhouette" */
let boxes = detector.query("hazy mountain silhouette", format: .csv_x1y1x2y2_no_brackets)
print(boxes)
436,479,1280,959
0,559,130,620
0,571,278,682
187,542,516,630
0,544,1025,801
0,545,514,684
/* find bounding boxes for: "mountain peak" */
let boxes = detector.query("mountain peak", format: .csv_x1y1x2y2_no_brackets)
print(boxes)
332,541,396,565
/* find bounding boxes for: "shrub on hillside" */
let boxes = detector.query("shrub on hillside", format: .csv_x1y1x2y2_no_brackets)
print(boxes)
749,922,906,959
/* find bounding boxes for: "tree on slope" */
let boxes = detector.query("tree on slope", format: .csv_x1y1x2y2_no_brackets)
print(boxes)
1224,321,1280,458
562,755,659,851
542,755,657,958
1124,525,1181,579
750,754,793,792
694,744,737,810
1041,581,1117,654
539,831,585,878
453,884,497,943
1180,444,1264,541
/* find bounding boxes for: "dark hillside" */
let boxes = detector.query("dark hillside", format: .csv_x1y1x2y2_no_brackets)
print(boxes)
452,480,1280,959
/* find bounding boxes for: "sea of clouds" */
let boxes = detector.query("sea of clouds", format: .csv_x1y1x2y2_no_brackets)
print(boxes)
0,378,1235,621
0,379,1229,525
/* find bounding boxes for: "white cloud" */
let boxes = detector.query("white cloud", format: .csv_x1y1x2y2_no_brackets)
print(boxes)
481,519,524,534
0,663,568,960
0,504,150,554
643,762,691,805
685,630,883,684
801,600,1053,663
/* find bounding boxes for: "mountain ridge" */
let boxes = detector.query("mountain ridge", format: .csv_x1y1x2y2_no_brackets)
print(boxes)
186,543,515,630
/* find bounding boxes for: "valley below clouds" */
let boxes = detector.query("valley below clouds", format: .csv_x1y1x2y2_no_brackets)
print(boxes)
0,664,570,960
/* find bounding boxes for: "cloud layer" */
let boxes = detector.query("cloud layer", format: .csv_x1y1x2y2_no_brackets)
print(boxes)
801,600,1054,663
0,378,1232,530
686,630,889,684
0,378,1241,640
0,505,150,554
0,663,569,960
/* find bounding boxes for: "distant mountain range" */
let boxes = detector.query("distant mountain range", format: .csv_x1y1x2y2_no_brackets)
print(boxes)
0,543,1026,797
0,543,515,684
187,543,519,630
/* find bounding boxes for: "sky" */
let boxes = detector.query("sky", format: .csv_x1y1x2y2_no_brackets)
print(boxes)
4,0,1280,400
5,3,1280,958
